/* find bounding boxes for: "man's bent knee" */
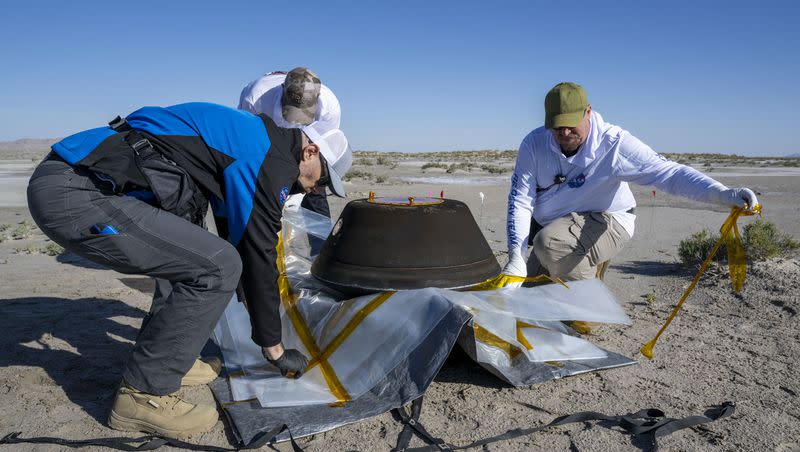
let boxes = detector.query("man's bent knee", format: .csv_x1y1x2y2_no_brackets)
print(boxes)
531,230,548,264
531,222,592,280
556,260,596,281
205,244,242,292
531,227,567,270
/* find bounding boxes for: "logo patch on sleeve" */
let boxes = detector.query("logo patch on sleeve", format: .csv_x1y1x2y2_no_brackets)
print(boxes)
279,186,290,206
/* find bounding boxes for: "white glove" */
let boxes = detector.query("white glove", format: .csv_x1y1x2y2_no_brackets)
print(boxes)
502,251,527,288
717,187,758,210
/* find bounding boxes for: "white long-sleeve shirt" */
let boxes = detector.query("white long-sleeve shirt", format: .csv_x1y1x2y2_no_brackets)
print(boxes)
238,72,341,132
506,111,729,257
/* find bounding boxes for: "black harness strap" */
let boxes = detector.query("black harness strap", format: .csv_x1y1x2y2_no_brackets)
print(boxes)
109,116,154,158
1,401,735,451
391,397,451,451
401,401,735,452
0,423,304,452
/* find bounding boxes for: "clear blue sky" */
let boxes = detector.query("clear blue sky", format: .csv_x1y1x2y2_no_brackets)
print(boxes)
1,0,798,155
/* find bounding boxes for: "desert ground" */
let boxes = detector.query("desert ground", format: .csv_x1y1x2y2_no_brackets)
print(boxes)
0,149,798,451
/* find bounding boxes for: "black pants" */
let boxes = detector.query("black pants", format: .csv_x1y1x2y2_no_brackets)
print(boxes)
147,182,333,355
27,155,241,395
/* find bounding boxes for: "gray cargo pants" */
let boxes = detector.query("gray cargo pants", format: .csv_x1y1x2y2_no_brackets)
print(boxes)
527,212,630,281
27,155,241,395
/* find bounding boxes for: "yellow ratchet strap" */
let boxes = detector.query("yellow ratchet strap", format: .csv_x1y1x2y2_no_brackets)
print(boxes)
640,204,762,360
470,271,568,356
276,231,350,404
306,291,395,370
470,273,569,290
473,320,541,358
473,323,521,358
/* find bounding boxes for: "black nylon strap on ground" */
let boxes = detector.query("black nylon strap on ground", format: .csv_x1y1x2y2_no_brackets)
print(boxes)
402,402,735,451
1,402,735,451
0,423,304,452
391,397,451,451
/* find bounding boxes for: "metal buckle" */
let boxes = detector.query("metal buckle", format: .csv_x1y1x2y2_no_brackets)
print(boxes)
130,138,151,155
108,115,125,130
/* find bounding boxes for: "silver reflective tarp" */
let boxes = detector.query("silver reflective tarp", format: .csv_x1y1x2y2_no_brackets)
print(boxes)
209,206,636,444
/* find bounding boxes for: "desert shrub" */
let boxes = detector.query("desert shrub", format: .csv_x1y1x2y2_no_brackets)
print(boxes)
678,220,799,266
446,162,474,173
480,164,506,174
742,219,800,260
421,162,447,171
678,230,724,266
375,155,394,166
0,224,10,233
355,158,374,166
14,244,40,254
343,169,373,181
374,175,387,183
11,221,36,240
45,243,65,256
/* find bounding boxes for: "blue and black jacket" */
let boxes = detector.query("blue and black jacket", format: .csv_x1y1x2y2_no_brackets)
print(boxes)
52,102,302,347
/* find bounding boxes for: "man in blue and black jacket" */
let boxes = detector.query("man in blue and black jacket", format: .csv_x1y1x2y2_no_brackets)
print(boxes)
27,102,352,437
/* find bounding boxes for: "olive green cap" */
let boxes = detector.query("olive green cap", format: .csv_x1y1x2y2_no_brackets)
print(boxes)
544,82,588,128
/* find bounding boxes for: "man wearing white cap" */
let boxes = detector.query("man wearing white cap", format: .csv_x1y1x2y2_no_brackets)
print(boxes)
28,102,352,437
239,68,342,221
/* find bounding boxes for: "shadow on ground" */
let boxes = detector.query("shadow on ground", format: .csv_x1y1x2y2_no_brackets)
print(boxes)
56,252,110,270
118,277,155,296
434,345,509,390
612,260,692,277
0,296,144,423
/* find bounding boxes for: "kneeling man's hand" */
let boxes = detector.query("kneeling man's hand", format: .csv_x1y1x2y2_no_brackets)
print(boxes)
502,251,528,288
717,187,759,211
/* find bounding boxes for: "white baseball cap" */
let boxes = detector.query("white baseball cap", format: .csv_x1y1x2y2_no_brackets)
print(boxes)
302,122,352,198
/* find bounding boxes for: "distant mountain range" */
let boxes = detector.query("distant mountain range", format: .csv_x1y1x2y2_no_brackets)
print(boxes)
787,153,800,158
0,138,61,160
0,138,60,152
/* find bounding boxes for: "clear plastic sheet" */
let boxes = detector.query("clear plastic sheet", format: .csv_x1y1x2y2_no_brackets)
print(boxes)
212,206,633,409
519,326,608,362
441,281,631,325
322,289,452,397
209,304,472,446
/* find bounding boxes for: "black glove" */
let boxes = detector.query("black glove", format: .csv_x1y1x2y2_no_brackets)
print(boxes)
266,349,309,379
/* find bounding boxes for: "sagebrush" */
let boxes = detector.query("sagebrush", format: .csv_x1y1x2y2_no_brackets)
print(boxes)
678,219,799,265
11,221,36,240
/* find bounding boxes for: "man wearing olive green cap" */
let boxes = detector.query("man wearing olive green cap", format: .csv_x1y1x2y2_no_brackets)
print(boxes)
503,82,759,285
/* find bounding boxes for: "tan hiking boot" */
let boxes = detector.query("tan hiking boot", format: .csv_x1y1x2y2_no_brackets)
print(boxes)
108,384,218,438
180,357,222,386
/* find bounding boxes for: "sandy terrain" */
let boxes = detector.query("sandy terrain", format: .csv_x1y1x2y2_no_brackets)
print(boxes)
0,153,798,451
